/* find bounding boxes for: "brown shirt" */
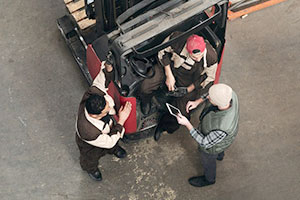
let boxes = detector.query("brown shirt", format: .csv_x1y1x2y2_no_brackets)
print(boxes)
76,68,124,149
158,31,218,93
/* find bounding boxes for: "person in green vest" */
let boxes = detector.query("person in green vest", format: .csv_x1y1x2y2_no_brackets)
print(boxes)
176,83,239,187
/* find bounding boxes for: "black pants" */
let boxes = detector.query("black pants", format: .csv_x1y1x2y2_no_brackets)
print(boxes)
200,151,225,182
76,135,118,173
140,64,165,96
159,89,200,133
140,65,201,133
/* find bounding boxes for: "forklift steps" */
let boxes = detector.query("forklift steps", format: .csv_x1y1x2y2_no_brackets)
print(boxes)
57,15,93,84
64,0,96,30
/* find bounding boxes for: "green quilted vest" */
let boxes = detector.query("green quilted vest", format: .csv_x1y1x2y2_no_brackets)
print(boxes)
199,91,239,154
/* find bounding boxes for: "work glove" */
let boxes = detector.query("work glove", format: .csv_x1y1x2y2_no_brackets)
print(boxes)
166,86,188,98
105,51,114,66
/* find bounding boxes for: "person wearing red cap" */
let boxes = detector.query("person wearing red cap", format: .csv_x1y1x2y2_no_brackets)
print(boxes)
140,31,218,140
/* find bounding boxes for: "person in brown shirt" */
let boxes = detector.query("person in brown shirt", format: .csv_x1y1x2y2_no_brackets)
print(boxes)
76,61,132,181
140,32,218,140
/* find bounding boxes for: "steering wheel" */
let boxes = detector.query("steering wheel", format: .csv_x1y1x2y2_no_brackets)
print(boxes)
130,57,155,79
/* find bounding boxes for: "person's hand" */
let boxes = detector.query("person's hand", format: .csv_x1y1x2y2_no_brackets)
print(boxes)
120,129,125,138
165,74,176,91
166,86,187,97
118,101,132,125
176,114,189,126
186,100,201,113
176,114,193,130
104,62,113,72
176,87,188,96
105,51,114,69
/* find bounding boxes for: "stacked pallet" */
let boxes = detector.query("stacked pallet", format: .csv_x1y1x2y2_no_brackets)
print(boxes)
64,0,96,29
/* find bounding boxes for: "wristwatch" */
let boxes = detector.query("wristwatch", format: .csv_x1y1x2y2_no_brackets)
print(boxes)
200,93,208,100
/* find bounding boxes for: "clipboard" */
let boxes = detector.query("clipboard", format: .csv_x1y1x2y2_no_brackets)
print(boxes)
166,103,181,117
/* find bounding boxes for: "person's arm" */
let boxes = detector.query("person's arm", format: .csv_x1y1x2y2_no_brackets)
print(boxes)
192,61,205,91
109,123,125,140
186,93,208,113
176,113,226,149
117,101,132,125
87,103,131,148
186,82,209,94
103,62,114,87
104,62,113,72
92,61,109,91
80,127,122,149
82,102,132,148
200,43,218,89
116,101,132,138
200,64,217,93
190,128,227,149
164,64,176,91
92,60,116,89
158,34,176,91
187,84,195,93
158,35,173,67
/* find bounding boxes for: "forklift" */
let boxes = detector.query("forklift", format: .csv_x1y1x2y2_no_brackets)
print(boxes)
57,0,229,140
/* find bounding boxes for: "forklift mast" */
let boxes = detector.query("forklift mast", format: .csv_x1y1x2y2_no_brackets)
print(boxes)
91,0,144,32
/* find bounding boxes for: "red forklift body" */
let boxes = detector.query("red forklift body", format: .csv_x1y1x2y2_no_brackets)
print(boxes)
86,44,101,80
107,82,137,134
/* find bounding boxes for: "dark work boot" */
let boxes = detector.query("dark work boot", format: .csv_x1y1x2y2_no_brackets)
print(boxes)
217,152,225,161
141,100,151,115
154,125,163,141
113,146,127,159
88,169,102,181
140,93,154,115
188,176,215,187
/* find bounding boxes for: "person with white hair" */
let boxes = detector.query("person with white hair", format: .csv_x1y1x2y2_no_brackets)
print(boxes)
176,83,239,187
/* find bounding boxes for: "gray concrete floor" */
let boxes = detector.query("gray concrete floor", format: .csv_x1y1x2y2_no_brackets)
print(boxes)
0,0,299,199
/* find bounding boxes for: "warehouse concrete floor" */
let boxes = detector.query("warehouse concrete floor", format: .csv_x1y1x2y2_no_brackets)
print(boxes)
0,0,299,199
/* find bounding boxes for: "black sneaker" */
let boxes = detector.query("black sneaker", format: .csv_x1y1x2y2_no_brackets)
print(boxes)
88,169,102,181
113,146,127,159
217,152,224,161
188,176,215,187
217,155,224,161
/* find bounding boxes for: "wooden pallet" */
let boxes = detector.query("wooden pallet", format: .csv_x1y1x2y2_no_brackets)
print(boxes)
64,0,96,30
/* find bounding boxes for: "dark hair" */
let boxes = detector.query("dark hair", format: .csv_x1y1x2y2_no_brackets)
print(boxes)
85,94,106,114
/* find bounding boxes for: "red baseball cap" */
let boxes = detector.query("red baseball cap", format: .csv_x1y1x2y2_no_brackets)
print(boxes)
186,35,206,54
